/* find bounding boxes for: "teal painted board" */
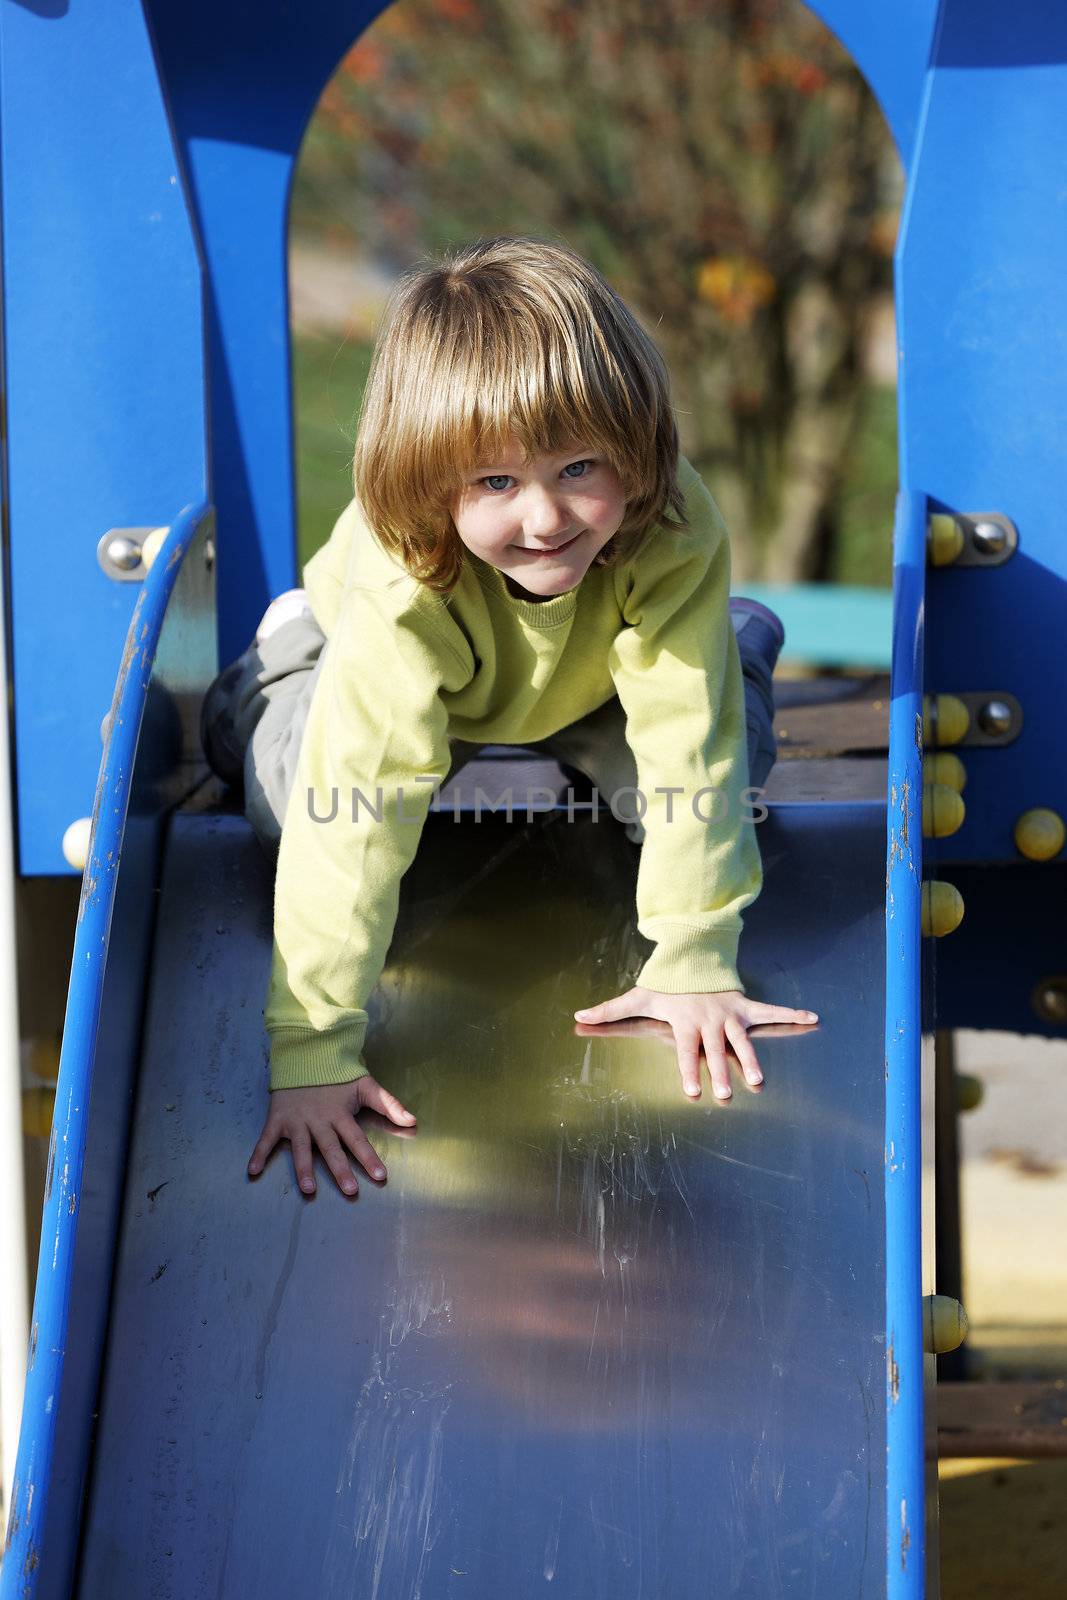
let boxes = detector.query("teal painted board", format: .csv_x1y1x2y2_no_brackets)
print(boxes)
737,583,892,669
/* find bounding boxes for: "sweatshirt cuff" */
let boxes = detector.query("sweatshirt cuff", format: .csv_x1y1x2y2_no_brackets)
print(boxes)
266,1020,371,1092
636,927,744,996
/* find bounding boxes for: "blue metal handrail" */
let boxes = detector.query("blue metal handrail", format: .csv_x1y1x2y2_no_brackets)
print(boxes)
883,488,927,1597
1,500,212,1600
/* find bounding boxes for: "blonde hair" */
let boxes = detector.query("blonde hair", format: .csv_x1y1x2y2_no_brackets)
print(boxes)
352,236,687,593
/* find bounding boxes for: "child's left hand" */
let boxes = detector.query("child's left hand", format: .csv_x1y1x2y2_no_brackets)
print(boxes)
573,987,818,1101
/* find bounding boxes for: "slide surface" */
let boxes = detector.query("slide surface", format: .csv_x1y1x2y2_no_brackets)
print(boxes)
74,798,887,1598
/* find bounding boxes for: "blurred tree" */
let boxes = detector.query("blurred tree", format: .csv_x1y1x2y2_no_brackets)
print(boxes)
293,0,900,581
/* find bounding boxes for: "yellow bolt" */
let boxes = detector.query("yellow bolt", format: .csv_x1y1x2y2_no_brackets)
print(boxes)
923,1294,969,1354
62,817,92,871
22,1086,56,1139
922,880,965,937
954,1073,984,1114
923,694,970,747
922,783,966,839
140,526,170,572
926,752,967,793
927,513,965,567
1014,808,1065,862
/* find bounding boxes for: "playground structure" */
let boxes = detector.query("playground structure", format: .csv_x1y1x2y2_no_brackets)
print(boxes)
0,1,1065,1596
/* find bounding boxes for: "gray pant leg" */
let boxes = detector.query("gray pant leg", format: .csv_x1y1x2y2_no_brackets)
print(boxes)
533,661,776,846
220,615,331,857
236,621,488,859
531,696,645,843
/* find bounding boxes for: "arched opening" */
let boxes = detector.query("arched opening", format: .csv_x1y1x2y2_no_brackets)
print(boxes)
289,0,901,642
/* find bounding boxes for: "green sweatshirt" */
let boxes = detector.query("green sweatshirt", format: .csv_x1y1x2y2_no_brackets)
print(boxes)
265,455,763,1091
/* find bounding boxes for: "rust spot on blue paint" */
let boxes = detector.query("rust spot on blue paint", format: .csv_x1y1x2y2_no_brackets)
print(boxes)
887,776,915,889
5,1477,19,1547
888,1340,900,1403
44,1127,56,1202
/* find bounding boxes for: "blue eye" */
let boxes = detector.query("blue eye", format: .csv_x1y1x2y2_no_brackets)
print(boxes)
562,460,593,479
482,474,514,492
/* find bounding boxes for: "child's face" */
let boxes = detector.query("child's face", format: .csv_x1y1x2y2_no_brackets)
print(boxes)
449,439,628,603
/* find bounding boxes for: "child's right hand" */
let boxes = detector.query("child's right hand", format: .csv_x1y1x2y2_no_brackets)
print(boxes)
247,1075,416,1198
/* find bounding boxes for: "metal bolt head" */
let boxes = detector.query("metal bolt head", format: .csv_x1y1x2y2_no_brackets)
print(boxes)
1033,978,1067,1025
105,535,142,572
971,520,1008,557
204,537,216,573
977,698,1014,736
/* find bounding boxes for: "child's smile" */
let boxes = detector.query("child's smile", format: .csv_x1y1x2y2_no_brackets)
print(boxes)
450,441,628,603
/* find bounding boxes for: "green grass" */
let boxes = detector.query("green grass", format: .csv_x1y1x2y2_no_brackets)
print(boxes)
292,330,899,588
830,384,898,589
292,332,374,571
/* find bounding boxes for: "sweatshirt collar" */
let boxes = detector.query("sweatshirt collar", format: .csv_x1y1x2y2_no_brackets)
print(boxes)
469,555,580,626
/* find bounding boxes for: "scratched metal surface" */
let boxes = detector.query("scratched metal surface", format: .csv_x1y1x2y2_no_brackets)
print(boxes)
76,800,887,1599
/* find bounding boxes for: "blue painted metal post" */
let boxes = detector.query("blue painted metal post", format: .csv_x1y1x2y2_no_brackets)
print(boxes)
883,490,927,1598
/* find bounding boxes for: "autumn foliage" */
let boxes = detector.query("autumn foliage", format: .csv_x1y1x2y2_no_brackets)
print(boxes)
295,0,900,581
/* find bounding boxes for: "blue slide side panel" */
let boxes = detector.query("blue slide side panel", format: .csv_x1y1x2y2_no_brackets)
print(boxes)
0,503,212,1600
0,0,207,874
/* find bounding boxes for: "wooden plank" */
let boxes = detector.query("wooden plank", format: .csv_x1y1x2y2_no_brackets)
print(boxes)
935,1381,1067,1459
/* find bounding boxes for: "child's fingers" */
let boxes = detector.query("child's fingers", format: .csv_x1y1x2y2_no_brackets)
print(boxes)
336,1115,388,1183
724,1017,764,1088
360,1078,417,1128
700,1028,733,1101
358,1108,419,1141
747,1002,818,1024
313,1129,360,1197
289,1126,317,1196
247,1123,279,1178
672,1026,704,1099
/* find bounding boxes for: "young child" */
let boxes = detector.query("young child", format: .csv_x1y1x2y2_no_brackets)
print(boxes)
202,236,817,1200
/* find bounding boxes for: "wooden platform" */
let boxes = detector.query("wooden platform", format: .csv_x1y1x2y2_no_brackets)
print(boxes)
936,1380,1067,1460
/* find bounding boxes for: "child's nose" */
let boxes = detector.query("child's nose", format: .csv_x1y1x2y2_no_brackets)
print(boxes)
524,490,571,540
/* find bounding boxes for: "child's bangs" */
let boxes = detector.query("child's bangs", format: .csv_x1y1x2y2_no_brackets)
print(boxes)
445,313,632,481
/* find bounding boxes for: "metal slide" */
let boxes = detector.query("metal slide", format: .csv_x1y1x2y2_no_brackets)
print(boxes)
67,790,888,1598
1,493,907,1598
